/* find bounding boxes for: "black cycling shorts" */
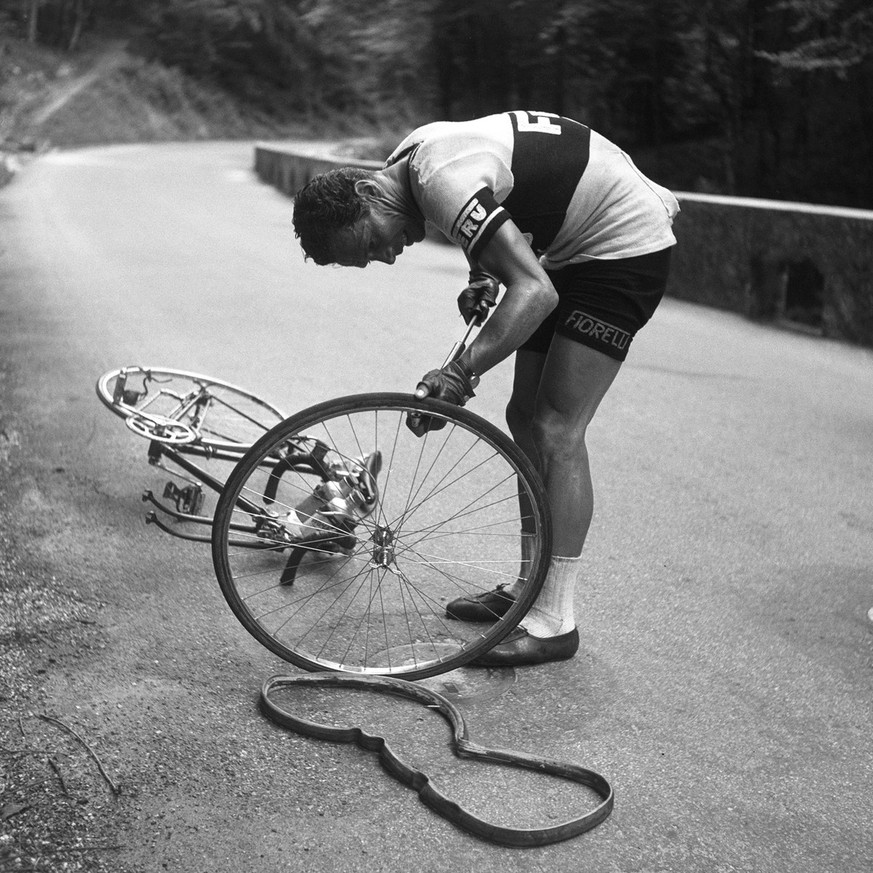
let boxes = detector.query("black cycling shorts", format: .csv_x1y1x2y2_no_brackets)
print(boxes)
521,247,672,362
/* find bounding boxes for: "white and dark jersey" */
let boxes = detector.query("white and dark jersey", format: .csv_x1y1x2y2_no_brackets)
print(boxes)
385,110,679,269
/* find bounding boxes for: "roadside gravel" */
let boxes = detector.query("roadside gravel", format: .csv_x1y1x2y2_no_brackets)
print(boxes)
0,355,116,872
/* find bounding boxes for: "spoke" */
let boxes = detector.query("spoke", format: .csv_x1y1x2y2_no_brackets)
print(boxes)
285,560,376,659
389,439,509,533
397,536,518,597
397,483,521,553
246,553,370,626
370,408,404,533
232,550,349,581
205,391,278,431
392,423,471,530
402,549,521,586
215,397,547,677
333,566,384,665
405,515,523,544
390,567,446,667
393,561,490,642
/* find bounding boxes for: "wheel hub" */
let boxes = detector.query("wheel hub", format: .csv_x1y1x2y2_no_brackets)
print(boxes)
371,524,396,568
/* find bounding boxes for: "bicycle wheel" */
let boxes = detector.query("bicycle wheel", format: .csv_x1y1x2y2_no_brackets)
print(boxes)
96,367,285,454
212,393,551,680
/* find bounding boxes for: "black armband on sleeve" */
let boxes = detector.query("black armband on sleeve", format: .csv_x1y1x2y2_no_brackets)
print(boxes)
451,188,510,260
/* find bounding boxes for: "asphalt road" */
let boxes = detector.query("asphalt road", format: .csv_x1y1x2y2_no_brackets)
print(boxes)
1,142,871,872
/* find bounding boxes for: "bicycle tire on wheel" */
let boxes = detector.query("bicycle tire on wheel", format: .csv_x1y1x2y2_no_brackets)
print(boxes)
211,393,551,680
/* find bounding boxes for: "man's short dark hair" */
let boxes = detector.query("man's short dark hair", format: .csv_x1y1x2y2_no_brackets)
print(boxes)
292,167,376,265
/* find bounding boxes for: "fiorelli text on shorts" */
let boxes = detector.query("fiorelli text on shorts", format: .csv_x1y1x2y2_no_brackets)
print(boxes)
562,310,631,352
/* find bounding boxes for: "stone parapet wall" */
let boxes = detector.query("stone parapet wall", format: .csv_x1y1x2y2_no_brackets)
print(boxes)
670,194,873,347
254,142,380,199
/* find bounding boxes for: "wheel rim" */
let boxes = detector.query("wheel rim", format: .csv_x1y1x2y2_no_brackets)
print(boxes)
214,395,550,679
96,367,285,452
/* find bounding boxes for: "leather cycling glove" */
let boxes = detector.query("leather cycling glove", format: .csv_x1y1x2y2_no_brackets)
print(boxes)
407,359,478,437
457,271,499,325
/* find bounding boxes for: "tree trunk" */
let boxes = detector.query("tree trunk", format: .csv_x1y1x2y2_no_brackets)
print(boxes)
26,0,39,44
68,0,85,52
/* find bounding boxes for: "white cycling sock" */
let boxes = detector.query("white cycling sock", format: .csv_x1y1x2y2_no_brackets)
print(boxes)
506,531,536,598
521,554,581,638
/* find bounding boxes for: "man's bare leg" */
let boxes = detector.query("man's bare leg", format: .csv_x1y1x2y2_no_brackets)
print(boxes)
450,339,620,652
506,338,620,636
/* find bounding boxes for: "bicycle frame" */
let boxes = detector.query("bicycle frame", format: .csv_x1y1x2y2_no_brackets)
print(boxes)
97,366,354,550
97,330,556,679
140,436,343,548
100,318,484,554
141,439,256,544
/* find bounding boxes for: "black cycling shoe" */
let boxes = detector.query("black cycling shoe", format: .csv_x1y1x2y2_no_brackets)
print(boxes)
470,627,579,667
446,584,516,622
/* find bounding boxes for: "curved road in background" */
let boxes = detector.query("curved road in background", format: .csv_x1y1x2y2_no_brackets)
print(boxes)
1,142,871,871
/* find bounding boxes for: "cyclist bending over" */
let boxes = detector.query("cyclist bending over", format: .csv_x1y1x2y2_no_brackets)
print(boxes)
291,110,679,667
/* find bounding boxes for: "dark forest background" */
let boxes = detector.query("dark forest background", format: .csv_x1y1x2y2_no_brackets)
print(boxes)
2,0,872,208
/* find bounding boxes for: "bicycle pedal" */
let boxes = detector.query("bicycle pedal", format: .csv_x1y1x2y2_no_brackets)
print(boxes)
162,481,205,516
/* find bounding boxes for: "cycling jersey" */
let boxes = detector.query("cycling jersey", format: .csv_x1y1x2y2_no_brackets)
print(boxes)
385,110,679,268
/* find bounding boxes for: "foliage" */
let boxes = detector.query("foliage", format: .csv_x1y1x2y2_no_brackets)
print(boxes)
756,0,873,73
0,0,870,206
